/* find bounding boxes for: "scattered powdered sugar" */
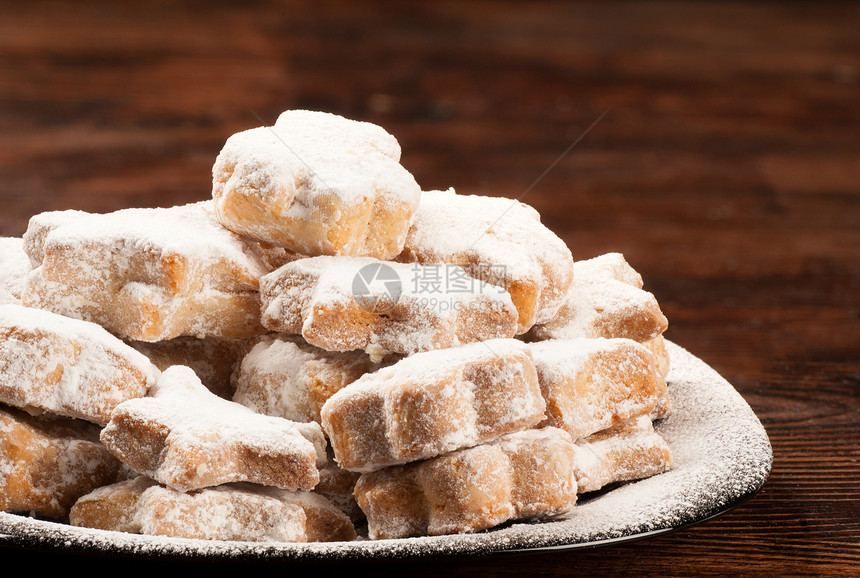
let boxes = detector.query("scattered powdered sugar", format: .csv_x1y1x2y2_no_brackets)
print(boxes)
260,256,519,358
0,340,771,559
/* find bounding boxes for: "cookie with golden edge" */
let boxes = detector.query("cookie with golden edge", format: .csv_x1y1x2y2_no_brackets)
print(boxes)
70,476,356,543
354,427,577,539
0,304,159,425
0,404,127,520
396,188,574,334
320,339,546,473
100,365,327,493
527,337,667,440
259,255,518,360
571,414,672,493
212,109,421,260
231,334,392,424
22,201,274,342
527,252,668,345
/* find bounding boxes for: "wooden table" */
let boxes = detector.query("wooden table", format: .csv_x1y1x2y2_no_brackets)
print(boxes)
1,1,857,574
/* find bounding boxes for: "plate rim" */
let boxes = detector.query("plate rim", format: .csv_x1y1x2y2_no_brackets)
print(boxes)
0,340,773,561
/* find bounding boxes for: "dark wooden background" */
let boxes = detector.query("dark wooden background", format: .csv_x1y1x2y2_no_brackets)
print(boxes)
1,1,858,574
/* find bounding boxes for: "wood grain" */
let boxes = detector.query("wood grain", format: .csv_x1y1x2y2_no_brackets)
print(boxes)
1,0,858,574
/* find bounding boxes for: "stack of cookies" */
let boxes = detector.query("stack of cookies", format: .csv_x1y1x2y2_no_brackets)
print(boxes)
0,110,672,542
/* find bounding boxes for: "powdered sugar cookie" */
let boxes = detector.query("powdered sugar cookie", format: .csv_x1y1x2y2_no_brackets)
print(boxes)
212,109,421,259
22,201,273,342
320,339,546,473
0,237,31,305
396,188,574,333
0,404,127,520
527,337,667,440
231,334,390,424
259,255,518,360
354,427,577,539
527,252,668,344
0,304,159,425
100,365,327,492
571,414,672,493
70,477,356,543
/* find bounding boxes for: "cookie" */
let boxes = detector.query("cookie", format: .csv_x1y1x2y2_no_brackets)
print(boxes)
70,477,356,543
129,335,250,400
100,365,327,492
572,415,672,493
0,404,126,520
0,237,31,305
212,109,421,259
527,252,668,344
527,337,667,440
354,427,577,539
259,255,518,360
0,304,159,425
396,188,574,333
231,334,389,424
22,201,273,342
320,339,546,473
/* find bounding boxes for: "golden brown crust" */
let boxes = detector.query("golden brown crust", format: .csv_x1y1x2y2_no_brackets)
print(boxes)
321,339,546,473
527,338,667,440
211,111,421,259
526,252,668,345
0,404,125,520
259,256,519,358
0,304,159,425
396,189,574,333
571,415,672,493
354,427,577,539
230,334,391,424
70,478,356,543
128,335,250,400
100,366,327,492
21,202,272,342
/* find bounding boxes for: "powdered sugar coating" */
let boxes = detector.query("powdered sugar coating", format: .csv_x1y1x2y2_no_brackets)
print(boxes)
321,339,546,472
527,337,667,439
231,334,387,424
70,477,355,543
572,415,672,493
0,404,126,520
0,341,772,558
574,252,644,288
100,365,327,492
22,201,272,342
0,238,31,305
260,255,518,359
397,188,574,333
355,427,578,539
212,110,421,259
0,304,159,425
528,253,668,343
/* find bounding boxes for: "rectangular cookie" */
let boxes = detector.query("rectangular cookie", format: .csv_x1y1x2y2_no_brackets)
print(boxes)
320,339,546,472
